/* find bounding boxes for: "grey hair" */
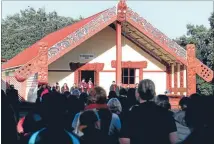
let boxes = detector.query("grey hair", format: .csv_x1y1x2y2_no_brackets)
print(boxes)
137,79,156,100
107,98,122,113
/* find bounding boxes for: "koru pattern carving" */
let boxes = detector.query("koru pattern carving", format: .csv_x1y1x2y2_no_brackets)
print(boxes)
126,7,187,60
48,7,117,60
15,42,48,83
117,0,127,22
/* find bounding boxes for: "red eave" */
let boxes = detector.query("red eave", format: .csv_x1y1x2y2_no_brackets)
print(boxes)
2,10,106,70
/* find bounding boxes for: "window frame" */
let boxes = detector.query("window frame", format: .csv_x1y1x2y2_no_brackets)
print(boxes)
121,68,136,84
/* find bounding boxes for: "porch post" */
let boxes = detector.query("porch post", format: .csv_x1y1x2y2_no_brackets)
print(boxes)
116,22,122,85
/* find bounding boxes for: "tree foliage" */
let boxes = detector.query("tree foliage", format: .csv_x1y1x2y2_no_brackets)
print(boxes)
176,12,214,95
1,7,83,59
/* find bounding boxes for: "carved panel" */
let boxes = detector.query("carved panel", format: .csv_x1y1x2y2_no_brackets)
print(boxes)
195,59,213,82
187,44,196,96
117,0,127,22
48,7,117,63
126,8,187,65
111,60,147,68
15,42,48,83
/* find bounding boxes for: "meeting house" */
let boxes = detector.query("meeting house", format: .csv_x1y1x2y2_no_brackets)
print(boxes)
2,0,213,108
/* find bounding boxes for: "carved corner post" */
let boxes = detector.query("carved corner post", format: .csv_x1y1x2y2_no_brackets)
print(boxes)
37,42,49,85
186,44,196,96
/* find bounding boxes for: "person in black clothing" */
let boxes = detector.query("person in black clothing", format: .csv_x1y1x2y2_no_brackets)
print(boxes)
182,94,214,144
79,110,104,144
23,92,80,144
6,85,20,120
2,89,18,144
173,97,191,143
110,81,120,96
156,94,171,110
108,90,118,100
120,79,177,144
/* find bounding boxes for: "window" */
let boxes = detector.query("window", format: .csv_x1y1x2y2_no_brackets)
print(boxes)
121,68,135,84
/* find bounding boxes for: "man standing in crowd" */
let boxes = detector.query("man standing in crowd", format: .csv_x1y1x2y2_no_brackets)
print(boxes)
87,78,94,94
120,79,177,144
110,81,120,96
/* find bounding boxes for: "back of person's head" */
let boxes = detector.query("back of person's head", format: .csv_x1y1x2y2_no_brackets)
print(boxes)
80,110,98,129
156,95,171,110
89,86,107,104
79,92,88,104
41,92,67,126
63,91,71,98
107,98,122,113
185,94,209,129
179,97,190,111
119,88,127,96
108,91,117,99
137,79,156,101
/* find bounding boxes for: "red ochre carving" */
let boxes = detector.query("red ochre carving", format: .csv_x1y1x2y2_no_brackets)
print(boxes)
117,0,127,22
73,63,104,86
174,64,178,94
15,42,48,84
166,65,172,91
187,44,197,96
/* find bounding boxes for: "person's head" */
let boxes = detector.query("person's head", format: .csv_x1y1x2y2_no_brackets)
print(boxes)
155,95,171,110
41,92,67,127
179,97,190,111
63,83,68,87
136,79,156,102
42,84,47,89
82,79,85,82
72,89,80,97
79,110,98,131
112,81,116,85
119,88,127,96
108,91,117,99
56,82,59,86
107,98,122,114
88,86,107,104
127,84,130,88
89,78,92,82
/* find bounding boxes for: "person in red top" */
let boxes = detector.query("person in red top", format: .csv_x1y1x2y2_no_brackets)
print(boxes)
87,78,94,94
79,79,87,93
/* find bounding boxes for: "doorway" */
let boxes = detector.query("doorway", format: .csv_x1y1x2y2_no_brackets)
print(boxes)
81,70,95,83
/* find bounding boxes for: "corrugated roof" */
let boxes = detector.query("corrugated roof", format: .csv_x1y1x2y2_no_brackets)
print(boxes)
2,10,106,70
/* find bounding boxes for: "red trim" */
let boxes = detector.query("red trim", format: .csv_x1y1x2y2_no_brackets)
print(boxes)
180,65,184,95
101,70,115,72
143,70,165,72
74,63,104,86
174,64,178,94
116,22,122,85
111,60,147,69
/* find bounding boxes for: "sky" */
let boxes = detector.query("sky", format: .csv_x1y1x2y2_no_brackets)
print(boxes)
1,1,213,39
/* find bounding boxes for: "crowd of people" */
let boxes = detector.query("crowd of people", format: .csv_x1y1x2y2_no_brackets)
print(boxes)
2,79,214,144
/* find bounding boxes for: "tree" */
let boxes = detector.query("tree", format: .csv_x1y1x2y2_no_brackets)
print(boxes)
176,12,214,95
1,7,83,60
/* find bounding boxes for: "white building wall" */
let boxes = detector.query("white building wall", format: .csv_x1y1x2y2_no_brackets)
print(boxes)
143,72,167,95
99,72,115,95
